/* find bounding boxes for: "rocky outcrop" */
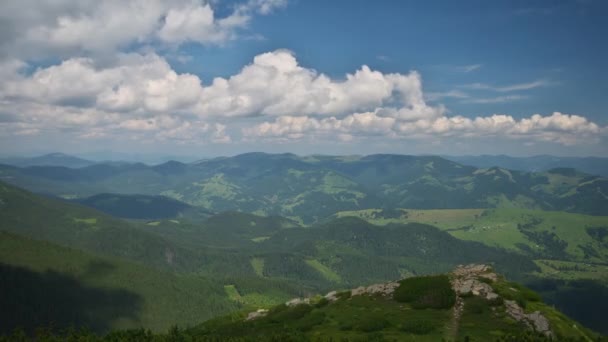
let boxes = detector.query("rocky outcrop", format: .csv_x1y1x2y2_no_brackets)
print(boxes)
245,263,555,338
246,309,268,321
285,297,310,306
324,291,338,302
452,264,553,337
350,281,399,297
452,264,499,300
504,300,553,337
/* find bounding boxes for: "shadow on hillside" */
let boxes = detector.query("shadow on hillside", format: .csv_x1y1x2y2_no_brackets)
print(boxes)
528,278,608,335
0,263,142,334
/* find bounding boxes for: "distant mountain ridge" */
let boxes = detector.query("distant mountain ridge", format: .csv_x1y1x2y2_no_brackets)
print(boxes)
1,153,607,223
0,153,95,168
445,154,608,177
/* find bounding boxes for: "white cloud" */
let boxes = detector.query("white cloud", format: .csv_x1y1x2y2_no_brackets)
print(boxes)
0,49,604,148
426,90,470,101
0,0,287,60
454,64,482,73
193,50,436,118
0,54,228,144
2,53,204,113
244,111,603,146
462,95,528,104
463,79,553,92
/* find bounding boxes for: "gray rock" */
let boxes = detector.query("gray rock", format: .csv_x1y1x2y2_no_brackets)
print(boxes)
285,297,310,306
246,309,268,321
324,291,338,302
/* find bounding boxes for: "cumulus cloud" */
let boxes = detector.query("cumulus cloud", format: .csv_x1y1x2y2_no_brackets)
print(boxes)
243,111,603,146
0,0,287,60
0,49,604,147
193,50,437,118
0,54,229,144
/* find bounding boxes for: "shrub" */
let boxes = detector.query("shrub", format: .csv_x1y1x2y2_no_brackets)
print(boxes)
336,291,351,300
465,297,490,315
400,319,435,335
338,322,353,331
355,314,389,332
393,275,456,309
268,304,312,323
314,297,329,308
294,311,325,332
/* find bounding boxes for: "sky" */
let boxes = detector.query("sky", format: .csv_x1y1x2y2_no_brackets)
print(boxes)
0,0,607,159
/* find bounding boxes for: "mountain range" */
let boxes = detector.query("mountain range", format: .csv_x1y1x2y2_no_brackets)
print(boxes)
1,153,607,224
1,152,607,339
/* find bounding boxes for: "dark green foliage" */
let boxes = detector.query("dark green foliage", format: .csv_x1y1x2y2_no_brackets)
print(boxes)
0,263,141,334
465,296,491,315
399,319,435,335
490,281,541,310
587,226,608,243
527,277,608,335
314,297,329,308
354,313,389,332
393,275,456,309
75,193,207,220
0,181,204,272
518,229,568,259
267,304,312,323
336,291,351,300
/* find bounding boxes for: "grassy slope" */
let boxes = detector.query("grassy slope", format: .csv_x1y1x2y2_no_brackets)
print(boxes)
0,180,207,272
0,231,238,333
335,208,608,266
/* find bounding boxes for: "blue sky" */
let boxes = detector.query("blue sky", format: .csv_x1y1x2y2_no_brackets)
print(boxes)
0,0,606,159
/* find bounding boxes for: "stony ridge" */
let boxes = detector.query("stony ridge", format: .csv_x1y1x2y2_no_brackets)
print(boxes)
246,264,554,337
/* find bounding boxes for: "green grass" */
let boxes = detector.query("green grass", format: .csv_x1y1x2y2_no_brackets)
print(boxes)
393,275,456,309
335,207,608,265
251,257,265,277
224,285,243,302
73,217,97,225
305,259,342,283
189,269,599,341
251,236,270,243
533,260,608,282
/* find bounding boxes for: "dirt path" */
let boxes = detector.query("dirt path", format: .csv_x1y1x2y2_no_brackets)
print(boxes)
446,293,464,340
